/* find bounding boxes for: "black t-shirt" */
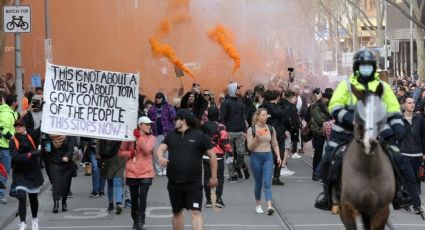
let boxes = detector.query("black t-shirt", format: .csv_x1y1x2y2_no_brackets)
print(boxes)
163,128,214,183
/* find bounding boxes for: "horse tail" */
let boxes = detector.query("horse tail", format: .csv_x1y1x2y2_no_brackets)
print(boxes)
360,212,371,230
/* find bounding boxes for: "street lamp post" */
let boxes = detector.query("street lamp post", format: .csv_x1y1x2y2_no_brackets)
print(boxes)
14,0,23,112
410,0,414,77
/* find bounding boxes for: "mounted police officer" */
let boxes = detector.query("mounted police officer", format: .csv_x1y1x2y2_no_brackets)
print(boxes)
314,49,409,211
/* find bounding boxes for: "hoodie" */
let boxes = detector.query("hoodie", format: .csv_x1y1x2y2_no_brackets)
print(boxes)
147,92,176,136
227,83,238,97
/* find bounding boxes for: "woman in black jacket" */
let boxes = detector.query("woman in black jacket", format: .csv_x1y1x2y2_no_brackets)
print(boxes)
42,134,77,213
10,120,43,230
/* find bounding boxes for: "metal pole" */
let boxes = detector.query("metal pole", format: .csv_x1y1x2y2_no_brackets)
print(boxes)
44,0,52,63
14,0,23,112
384,0,388,70
410,0,414,77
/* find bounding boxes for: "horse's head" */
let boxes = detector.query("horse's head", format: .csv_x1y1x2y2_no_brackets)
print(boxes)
351,83,387,155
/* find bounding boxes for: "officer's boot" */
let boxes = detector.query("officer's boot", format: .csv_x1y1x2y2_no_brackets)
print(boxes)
314,162,331,211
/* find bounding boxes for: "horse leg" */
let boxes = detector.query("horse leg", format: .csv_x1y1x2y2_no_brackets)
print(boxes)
360,212,371,230
339,203,358,230
370,205,390,230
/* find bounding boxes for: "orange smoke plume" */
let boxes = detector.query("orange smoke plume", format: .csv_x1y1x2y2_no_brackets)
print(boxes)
208,24,241,75
149,0,195,81
149,37,195,80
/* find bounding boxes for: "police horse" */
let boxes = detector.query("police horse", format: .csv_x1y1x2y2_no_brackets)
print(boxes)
337,83,395,230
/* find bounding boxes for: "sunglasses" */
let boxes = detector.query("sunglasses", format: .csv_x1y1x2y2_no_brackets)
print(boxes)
203,93,210,96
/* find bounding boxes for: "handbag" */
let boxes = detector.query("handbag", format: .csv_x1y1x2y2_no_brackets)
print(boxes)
301,123,312,142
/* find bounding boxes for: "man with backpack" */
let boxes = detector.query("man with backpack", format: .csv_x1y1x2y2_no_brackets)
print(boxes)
201,106,232,208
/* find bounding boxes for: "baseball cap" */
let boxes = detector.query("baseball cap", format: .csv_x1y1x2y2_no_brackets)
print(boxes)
138,116,154,125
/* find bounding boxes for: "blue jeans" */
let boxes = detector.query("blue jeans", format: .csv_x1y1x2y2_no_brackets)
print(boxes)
88,152,105,193
107,177,123,204
0,149,11,199
250,152,273,201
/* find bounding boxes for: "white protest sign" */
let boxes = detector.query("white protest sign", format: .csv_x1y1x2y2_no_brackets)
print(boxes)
41,63,139,141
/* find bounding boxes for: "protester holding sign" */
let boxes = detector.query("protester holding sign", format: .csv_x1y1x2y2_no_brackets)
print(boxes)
119,116,156,230
42,134,77,213
97,139,124,214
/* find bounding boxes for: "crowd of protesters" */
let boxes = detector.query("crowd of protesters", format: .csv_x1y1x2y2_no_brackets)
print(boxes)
1,68,425,230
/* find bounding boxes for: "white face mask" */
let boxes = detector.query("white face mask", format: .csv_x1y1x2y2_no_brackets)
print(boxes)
358,64,374,77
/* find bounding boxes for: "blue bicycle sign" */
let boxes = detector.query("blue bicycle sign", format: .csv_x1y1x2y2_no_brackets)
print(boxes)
6,16,29,30
3,5,31,33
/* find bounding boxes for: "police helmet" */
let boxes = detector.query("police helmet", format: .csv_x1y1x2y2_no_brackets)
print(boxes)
352,49,377,81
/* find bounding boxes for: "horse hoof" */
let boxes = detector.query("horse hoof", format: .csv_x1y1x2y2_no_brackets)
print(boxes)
331,205,339,215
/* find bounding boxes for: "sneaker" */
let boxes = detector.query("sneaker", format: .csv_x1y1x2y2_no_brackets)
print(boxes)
228,175,239,183
236,169,243,180
205,200,213,208
67,191,73,198
272,178,285,186
107,203,114,213
157,171,163,176
267,207,275,216
99,191,105,197
0,197,7,204
162,169,167,176
124,199,131,208
280,167,295,176
32,218,39,230
18,222,26,230
116,203,123,215
291,153,302,159
403,206,412,212
215,198,226,208
255,205,264,214
312,174,320,181
413,206,424,214
90,192,99,198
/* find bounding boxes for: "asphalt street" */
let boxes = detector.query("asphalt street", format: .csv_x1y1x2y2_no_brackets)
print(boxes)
2,144,425,230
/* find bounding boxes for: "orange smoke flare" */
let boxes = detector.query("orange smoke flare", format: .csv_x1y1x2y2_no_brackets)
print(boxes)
208,24,241,75
149,37,195,80
149,0,194,81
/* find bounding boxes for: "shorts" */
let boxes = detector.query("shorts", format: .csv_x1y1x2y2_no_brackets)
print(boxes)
167,180,203,213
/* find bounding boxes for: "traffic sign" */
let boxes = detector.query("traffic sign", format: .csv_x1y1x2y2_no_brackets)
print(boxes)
3,5,31,33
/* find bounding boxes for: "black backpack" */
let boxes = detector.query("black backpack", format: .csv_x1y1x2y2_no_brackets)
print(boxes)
250,124,274,139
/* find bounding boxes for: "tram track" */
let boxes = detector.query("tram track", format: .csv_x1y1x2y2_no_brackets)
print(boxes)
268,156,314,230
299,155,397,230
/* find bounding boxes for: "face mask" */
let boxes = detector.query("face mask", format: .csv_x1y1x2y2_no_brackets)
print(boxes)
358,64,374,77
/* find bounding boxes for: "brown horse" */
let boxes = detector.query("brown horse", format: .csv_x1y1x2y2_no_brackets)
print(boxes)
338,83,395,230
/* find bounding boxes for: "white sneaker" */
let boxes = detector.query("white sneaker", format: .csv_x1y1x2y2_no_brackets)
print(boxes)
32,218,39,230
157,171,163,176
255,205,264,214
18,222,26,230
291,153,302,159
280,167,295,176
162,169,167,176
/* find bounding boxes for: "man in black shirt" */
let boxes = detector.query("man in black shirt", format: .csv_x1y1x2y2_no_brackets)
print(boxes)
157,109,217,230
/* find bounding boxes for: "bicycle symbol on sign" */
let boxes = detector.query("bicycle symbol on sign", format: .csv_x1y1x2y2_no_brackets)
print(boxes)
6,15,29,30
